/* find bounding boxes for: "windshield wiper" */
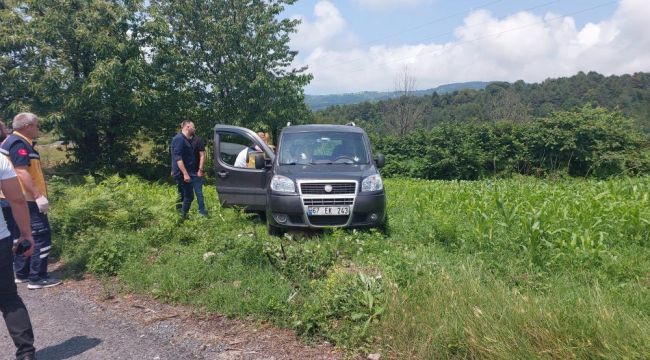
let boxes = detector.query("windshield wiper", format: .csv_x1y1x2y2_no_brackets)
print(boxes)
332,160,355,165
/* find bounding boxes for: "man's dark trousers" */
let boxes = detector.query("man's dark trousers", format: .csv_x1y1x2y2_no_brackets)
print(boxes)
175,176,194,216
0,237,36,359
2,201,51,282
191,176,206,215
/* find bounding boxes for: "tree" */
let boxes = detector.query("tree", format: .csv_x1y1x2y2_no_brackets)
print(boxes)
484,83,529,123
145,0,312,146
527,106,646,177
0,0,33,118
383,66,428,136
1,0,312,172
1,0,150,171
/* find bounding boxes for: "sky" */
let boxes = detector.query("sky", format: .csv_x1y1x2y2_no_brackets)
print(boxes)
283,0,650,95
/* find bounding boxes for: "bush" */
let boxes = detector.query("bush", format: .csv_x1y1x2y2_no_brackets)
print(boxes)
374,106,650,180
88,232,128,276
295,265,386,348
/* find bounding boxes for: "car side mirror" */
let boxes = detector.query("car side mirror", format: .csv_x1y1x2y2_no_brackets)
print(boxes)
255,154,266,169
375,154,385,168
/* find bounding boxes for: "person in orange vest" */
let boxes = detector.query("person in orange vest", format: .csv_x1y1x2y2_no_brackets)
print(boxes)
0,116,38,359
0,112,61,290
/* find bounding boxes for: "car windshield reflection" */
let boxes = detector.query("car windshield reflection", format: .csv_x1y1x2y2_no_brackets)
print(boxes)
279,131,369,165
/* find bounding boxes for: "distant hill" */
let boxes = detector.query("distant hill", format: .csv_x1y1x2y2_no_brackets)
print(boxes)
312,71,650,134
305,81,491,110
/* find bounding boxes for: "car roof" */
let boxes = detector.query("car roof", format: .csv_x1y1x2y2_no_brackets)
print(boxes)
281,124,366,134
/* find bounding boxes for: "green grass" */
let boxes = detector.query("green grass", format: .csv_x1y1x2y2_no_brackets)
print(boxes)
48,175,650,358
35,139,70,172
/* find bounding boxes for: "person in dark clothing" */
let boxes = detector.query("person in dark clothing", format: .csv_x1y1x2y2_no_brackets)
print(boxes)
171,120,197,217
0,120,9,141
0,113,61,290
190,134,207,215
0,130,38,359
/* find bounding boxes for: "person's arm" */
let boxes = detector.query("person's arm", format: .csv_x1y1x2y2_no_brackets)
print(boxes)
172,136,191,182
14,167,41,199
1,176,34,257
14,165,48,212
176,159,190,182
234,148,248,168
198,150,206,177
7,143,42,200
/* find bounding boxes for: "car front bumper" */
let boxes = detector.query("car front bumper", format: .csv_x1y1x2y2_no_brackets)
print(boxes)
267,191,385,229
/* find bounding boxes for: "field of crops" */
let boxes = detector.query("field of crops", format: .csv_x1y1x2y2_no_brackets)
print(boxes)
49,176,650,358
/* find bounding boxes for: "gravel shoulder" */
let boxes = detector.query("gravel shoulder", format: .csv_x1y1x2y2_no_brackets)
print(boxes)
0,263,342,360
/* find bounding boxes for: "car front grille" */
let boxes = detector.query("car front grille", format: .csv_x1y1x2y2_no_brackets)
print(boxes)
300,182,356,194
303,198,354,206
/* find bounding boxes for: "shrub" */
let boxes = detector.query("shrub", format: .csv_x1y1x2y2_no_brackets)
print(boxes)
88,232,128,276
295,265,386,348
374,106,650,179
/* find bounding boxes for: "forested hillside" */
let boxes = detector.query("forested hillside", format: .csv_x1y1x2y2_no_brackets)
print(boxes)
313,71,650,134
305,81,490,110
312,71,650,180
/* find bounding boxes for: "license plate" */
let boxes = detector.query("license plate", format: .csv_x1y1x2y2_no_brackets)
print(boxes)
307,206,350,216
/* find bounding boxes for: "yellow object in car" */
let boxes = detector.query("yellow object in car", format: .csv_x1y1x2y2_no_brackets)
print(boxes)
247,150,264,168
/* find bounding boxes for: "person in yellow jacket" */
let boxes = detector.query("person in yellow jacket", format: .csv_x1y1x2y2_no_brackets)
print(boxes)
0,113,61,290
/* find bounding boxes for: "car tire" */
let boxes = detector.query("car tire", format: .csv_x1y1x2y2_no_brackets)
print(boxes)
267,221,285,237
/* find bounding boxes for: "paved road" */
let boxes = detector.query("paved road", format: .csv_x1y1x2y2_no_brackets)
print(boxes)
1,283,202,360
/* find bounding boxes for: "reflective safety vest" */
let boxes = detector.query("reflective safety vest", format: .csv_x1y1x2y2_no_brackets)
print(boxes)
0,132,48,201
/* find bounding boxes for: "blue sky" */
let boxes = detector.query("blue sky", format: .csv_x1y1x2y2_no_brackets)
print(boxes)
283,0,649,94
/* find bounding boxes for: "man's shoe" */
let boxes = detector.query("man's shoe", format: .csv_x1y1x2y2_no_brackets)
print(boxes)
27,277,62,290
14,276,29,284
18,354,37,360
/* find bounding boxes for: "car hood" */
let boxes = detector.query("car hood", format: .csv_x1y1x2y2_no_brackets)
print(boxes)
275,164,378,181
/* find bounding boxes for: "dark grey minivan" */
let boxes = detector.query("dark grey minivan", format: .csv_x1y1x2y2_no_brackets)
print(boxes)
213,124,386,235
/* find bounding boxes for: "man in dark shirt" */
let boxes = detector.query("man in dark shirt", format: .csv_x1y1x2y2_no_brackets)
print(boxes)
190,134,207,216
171,120,197,217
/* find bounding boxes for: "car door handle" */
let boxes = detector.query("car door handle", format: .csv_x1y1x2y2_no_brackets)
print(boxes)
217,171,229,178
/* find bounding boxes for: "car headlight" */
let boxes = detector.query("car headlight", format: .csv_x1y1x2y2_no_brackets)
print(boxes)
362,174,383,192
270,175,295,193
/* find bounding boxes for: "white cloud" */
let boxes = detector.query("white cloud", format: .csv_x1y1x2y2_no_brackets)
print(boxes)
290,1,358,53
354,0,431,10
293,0,650,94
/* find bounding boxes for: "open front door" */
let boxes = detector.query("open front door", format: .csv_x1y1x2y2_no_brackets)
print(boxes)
213,125,275,211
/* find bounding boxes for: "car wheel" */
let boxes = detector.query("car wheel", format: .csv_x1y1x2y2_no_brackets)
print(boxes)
267,221,285,237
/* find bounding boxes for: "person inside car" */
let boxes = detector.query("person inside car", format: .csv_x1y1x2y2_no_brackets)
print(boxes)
284,142,311,164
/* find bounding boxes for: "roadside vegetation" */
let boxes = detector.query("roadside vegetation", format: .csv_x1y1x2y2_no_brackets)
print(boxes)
49,175,650,358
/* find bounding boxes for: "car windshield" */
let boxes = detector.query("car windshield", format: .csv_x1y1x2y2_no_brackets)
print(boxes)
279,131,370,165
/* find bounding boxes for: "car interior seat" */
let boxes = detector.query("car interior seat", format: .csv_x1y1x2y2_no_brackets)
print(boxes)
332,144,346,158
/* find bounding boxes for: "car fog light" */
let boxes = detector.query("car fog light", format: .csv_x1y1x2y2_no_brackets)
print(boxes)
369,213,378,222
273,213,288,224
